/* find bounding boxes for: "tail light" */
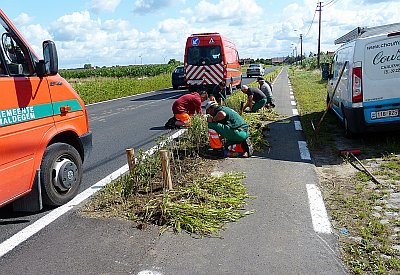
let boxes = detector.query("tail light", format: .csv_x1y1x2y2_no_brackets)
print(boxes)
352,67,362,103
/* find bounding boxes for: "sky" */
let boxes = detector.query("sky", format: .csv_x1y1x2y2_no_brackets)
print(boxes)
1,0,399,69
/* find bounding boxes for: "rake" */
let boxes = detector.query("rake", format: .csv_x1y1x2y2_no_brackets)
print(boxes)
311,61,348,138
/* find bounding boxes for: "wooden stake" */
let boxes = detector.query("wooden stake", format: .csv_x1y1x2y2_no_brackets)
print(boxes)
160,150,173,190
126,148,135,175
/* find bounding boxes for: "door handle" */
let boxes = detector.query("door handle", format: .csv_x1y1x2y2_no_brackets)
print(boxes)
60,105,71,113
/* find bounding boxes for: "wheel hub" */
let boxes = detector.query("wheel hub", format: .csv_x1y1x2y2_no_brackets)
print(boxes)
54,159,78,190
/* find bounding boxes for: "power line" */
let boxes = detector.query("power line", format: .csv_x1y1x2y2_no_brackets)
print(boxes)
303,2,318,39
323,0,340,8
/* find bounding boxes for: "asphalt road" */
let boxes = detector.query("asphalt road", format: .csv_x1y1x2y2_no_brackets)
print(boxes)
1,65,342,275
0,68,264,244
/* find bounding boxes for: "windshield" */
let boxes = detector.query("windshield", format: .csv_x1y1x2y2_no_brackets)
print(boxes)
174,67,184,74
187,46,222,66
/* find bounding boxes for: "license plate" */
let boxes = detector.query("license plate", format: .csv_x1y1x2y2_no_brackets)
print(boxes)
188,80,202,85
370,109,399,119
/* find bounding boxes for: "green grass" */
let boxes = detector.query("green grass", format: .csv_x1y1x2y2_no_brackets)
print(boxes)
289,65,400,274
288,67,338,148
69,73,172,104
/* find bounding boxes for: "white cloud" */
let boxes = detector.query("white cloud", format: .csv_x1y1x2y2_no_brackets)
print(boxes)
133,0,183,15
11,0,400,68
14,12,33,25
183,0,262,24
18,24,52,59
89,0,121,13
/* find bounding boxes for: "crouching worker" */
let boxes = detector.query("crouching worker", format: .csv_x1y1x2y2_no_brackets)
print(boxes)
241,85,267,112
257,77,275,108
205,101,253,157
172,91,208,128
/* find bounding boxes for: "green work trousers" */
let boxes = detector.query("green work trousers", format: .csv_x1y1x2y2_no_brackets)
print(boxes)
252,98,267,112
208,122,249,148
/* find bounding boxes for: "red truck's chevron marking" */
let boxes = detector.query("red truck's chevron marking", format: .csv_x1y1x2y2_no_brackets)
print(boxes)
185,63,224,85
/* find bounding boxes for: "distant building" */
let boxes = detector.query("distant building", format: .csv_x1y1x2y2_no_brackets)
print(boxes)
271,57,285,64
239,58,253,65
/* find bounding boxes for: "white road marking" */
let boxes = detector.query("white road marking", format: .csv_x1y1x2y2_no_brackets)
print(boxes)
0,129,186,258
137,271,163,275
291,100,296,106
306,184,332,234
298,141,311,160
290,95,295,100
294,120,302,131
292,109,299,115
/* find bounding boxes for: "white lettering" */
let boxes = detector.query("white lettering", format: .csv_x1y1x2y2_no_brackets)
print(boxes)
0,106,36,126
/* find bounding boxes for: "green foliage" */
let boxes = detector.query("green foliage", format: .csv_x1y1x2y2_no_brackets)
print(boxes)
300,53,333,70
60,64,176,79
167,59,182,66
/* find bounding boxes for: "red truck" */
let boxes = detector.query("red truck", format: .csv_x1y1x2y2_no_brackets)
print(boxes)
184,33,243,94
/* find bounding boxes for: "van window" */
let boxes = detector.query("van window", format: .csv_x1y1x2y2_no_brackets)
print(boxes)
0,17,34,76
187,46,222,66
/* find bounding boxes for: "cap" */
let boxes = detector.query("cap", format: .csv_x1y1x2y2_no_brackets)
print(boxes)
205,100,217,110
256,77,265,81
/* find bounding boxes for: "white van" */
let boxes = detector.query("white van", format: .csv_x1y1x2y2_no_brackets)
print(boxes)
328,23,400,136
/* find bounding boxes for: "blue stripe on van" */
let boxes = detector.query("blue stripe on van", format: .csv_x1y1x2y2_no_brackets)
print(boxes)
364,98,400,123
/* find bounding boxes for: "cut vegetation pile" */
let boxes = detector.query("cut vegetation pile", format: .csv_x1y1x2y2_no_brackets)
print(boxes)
82,69,281,237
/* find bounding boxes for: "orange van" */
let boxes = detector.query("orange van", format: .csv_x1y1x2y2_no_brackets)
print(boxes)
184,33,242,94
0,9,92,211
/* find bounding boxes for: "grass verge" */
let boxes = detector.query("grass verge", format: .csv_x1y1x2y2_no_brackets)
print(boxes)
288,66,400,274
68,73,172,104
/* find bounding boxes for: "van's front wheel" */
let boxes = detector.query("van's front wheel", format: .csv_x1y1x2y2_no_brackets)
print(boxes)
40,143,82,206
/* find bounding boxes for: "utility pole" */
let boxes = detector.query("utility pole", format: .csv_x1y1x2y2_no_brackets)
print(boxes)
317,1,322,68
300,34,303,65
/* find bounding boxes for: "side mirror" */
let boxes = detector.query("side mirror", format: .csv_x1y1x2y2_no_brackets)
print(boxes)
42,40,58,75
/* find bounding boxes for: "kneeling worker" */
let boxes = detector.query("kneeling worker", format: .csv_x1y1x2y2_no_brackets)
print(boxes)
205,101,253,157
172,91,208,128
257,77,274,108
241,85,267,112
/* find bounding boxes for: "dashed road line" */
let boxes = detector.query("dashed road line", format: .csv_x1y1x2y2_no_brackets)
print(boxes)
287,72,332,236
298,141,311,160
306,184,332,234
294,120,302,131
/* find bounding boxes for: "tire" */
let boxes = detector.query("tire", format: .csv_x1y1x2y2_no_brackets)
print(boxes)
343,115,353,138
40,143,83,206
236,77,242,89
173,85,178,90
227,83,233,95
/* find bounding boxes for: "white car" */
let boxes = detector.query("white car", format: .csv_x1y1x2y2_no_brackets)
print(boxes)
246,64,265,77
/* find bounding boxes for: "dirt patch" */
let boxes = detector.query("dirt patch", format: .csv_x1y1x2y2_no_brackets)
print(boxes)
310,126,400,273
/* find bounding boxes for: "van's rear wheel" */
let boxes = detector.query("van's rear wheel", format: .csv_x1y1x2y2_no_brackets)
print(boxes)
40,143,82,206
227,83,233,95
343,115,353,138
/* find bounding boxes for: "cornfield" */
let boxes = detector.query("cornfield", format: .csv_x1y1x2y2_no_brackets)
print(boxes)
60,64,176,79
